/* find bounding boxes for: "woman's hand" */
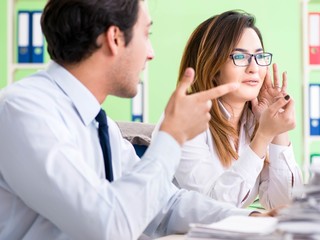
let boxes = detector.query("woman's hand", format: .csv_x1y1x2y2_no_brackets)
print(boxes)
250,96,295,158
249,205,288,217
251,63,287,121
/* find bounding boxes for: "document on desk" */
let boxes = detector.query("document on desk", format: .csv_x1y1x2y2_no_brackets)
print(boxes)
187,215,279,239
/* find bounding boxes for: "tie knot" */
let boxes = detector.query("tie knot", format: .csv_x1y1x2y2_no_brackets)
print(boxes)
95,109,108,127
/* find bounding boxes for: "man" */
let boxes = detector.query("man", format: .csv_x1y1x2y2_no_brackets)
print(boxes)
0,0,278,239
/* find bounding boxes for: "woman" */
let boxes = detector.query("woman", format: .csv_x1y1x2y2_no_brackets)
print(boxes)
153,10,303,210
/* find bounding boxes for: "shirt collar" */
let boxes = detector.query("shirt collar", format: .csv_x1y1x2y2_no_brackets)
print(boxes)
46,61,101,126
218,99,232,121
217,99,251,126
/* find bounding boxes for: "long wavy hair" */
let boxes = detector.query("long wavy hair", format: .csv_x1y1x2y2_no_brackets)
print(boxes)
177,10,264,167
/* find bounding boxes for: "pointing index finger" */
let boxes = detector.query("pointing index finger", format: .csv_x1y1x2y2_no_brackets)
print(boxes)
196,82,240,101
176,68,195,96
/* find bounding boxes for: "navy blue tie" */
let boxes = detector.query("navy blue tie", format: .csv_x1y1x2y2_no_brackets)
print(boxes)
95,109,113,182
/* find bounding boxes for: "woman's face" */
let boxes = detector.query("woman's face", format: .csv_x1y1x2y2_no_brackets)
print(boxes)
217,27,267,103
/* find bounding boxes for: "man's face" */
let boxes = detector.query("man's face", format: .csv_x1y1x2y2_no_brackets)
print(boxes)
112,1,154,98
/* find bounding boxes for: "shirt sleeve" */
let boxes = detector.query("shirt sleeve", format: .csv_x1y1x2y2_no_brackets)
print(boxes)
144,189,253,238
258,143,303,210
172,130,265,208
173,127,303,210
0,98,189,240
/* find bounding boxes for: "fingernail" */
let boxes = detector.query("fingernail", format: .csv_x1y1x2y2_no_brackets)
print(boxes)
184,68,192,77
285,95,290,100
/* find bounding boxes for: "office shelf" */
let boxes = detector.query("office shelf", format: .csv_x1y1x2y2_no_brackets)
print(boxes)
7,0,46,85
302,0,320,182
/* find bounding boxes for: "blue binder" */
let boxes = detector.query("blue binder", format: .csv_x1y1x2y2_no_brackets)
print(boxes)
17,11,31,63
131,82,144,122
309,84,320,135
31,11,44,63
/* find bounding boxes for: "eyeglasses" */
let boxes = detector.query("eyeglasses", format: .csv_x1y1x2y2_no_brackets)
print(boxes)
229,52,272,67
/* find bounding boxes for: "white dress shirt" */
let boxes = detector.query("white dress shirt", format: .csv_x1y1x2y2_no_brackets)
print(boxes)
0,62,252,240
153,102,303,210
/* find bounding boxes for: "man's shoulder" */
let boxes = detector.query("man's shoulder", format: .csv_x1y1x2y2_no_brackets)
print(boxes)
0,72,67,110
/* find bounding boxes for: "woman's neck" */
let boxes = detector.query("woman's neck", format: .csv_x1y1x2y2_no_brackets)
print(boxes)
220,99,246,130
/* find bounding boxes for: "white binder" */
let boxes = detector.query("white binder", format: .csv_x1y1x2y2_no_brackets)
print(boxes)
18,11,31,63
31,11,44,63
309,84,320,135
131,82,143,122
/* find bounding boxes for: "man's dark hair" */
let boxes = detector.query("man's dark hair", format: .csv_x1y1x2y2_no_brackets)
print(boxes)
41,0,140,65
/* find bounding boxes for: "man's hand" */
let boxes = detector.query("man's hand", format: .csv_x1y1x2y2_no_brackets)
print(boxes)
160,68,239,145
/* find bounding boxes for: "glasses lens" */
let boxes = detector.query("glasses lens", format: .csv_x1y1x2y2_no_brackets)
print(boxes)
233,54,247,66
256,53,272,66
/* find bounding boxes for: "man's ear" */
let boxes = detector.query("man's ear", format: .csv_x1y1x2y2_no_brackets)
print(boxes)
105,25,125,55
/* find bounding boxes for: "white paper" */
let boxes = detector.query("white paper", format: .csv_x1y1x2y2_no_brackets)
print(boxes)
191,215,278,235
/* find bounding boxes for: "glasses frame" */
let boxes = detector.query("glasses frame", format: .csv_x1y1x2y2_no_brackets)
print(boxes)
229,52,273,67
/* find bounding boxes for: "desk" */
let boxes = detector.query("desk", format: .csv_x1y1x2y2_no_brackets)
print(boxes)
155,235,185,240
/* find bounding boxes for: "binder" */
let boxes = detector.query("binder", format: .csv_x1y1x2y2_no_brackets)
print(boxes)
17,11,31,63
309,84,320,135
31,11,44,63
309,12,320,65
310,153,320,179
131,82,143,122
310,153,320,165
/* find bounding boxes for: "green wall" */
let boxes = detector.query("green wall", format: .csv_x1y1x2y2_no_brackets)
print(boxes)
0,0,304,166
